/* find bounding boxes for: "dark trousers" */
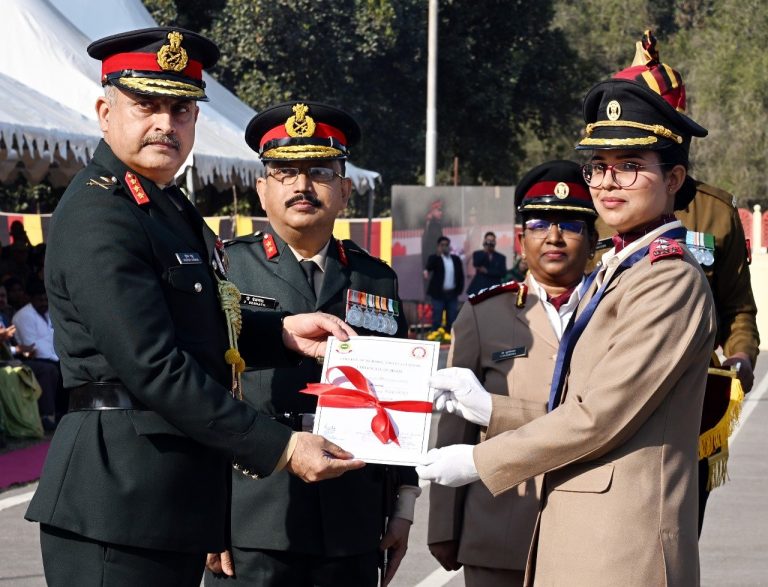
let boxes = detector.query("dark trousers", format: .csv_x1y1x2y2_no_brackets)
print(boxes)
40,524,206,587
431,295,459,331
698,457,710,537
25,359,62,418
204,547,380,587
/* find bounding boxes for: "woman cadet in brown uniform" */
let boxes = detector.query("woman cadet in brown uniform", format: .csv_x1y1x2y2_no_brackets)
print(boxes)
427,160,598,587
418,77,717,586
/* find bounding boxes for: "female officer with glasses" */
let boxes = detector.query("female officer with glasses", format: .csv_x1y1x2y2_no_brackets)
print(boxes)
419,78,717,586
428,161,597,587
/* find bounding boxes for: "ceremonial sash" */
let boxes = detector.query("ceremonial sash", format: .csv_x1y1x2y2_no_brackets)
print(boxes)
547,226,687,412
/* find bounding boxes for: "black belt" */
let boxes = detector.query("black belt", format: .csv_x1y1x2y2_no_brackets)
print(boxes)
68,383,147,411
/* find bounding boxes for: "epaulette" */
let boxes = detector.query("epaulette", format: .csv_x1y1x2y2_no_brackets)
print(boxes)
695,182,737,208
224,231,263,247
649,236,684,263
468,281,528,308
342,239,390,267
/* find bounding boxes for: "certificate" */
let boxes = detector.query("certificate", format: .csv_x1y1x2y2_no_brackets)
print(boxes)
303,336,439,466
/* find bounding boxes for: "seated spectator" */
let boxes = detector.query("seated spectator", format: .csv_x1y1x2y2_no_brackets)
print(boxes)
0,242,34,286
2,276,27,316
11,279,63,429
12,279,58,362
0,284,14,326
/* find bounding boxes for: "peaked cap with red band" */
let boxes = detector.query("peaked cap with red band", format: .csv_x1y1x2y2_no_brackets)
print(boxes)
245,101,361,161
515,160,596,217
88,27,219,101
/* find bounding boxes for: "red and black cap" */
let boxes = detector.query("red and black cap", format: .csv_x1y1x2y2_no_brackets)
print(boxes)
245,101,361,161
87,27,219,101
515,160,596,217
613,30,686,112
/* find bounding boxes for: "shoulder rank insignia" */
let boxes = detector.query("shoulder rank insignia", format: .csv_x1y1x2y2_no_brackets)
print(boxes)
649,237,684,263
124,172,150,206
336,239,349,267
468,281,527,308
86,175,117,190
262,233,279,259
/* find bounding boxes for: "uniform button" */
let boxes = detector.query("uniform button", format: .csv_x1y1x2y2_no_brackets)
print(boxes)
194,283,203,293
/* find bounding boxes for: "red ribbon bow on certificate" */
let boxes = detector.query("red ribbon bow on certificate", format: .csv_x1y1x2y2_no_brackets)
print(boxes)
300,365,433,445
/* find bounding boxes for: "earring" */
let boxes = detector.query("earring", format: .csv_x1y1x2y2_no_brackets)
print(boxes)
521,253,527,260
589,252,595,259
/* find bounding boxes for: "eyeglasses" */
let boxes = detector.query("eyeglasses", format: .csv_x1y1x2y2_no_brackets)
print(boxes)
581,162,669,188
524,219,587,239
483,241,495,247
266,167,344,185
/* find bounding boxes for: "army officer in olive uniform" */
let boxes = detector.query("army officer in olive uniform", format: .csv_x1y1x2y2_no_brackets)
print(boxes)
25,29,362,587
205,102,419,587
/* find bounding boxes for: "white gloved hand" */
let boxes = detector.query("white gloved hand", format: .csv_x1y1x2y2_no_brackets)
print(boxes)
416,445,479,487
431,367,493,426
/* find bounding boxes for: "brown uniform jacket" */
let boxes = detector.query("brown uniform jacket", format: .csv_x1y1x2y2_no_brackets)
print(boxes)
428,276,556,570
593,181,759,364
475,238,716,586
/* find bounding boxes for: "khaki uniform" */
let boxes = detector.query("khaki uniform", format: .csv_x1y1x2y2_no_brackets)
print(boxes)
475,237,716,586
428,276,554,585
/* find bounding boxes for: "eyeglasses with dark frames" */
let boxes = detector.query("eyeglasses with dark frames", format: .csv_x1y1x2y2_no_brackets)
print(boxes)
581,162,669,188
266,167,344,185
524,219,587,239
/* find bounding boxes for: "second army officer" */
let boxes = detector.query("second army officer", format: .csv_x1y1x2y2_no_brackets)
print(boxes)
205,102,418,587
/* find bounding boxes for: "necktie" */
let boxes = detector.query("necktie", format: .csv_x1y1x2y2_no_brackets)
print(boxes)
300,259,318,300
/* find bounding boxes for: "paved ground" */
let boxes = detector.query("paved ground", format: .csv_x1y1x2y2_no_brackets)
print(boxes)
2,344,767,585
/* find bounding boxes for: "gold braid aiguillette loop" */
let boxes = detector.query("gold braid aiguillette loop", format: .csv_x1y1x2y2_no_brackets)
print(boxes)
217,277,262,479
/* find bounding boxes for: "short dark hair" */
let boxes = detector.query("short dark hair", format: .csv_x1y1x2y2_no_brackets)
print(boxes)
483,231,496,240
437,236,450,246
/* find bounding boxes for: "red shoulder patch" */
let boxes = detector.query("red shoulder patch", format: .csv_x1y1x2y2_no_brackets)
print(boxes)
336,239,349,266
262,233,279,259
468,281,526,306
649,237,684,263
124,172,150,206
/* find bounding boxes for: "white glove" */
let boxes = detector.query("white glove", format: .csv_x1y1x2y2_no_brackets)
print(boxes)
416,445,479,487
431,367,493,426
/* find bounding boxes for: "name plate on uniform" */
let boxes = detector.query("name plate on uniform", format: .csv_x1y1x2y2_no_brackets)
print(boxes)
491,346,527,362
303,336,439,466
239,293,278,309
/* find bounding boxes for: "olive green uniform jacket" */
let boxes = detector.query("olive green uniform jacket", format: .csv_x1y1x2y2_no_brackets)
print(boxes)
26,141,293,553
224,229,417,556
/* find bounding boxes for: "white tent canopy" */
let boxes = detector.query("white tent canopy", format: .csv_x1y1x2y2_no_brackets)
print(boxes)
0,72,100,186
2,0,381,192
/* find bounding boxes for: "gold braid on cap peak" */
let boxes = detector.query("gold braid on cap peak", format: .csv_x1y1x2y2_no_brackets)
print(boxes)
584,120,683,144
118,76,205,99
262,144,344,159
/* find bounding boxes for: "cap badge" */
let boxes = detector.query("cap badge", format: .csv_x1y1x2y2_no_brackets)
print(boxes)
606,100,622,121
285,103,316,138
156,31,189,72
554,182,570,199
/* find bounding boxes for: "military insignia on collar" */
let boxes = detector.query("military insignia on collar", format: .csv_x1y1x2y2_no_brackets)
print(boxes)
156,31,189,72
262,233,279,259
606,100,621,121
86,176,117,190
649,237,683,263
554,182,570,199
285,103,316,138
124,172,150,205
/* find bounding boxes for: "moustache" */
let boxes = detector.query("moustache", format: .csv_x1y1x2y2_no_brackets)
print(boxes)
285,194,322,209
142,134,180,150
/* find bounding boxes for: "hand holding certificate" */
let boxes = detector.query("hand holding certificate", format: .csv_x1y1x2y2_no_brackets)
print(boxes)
301,336,440,466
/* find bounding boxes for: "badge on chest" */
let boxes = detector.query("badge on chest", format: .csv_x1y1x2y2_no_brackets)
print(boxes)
345,289,399,335
491,346,527,362
239,293,279,310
